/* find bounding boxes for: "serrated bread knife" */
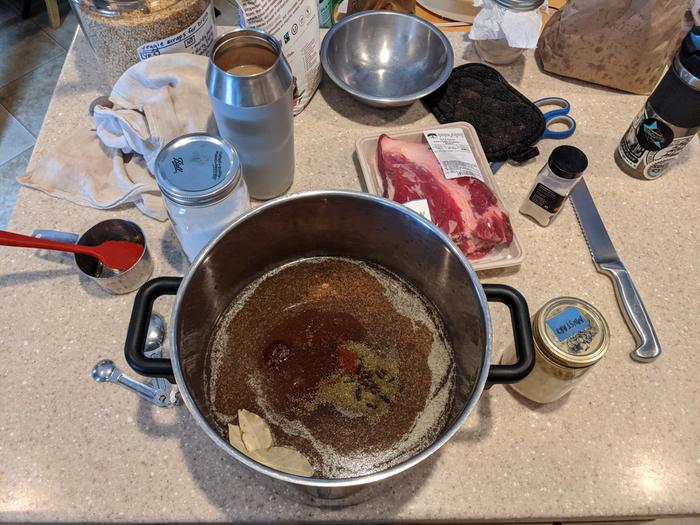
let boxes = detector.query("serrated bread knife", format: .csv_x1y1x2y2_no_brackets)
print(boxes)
569,180,661,362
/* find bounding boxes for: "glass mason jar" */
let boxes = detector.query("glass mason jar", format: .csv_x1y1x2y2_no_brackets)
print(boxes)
154,133,250,262
501,297,610,404
475,39,526,65
474,0,544,65
70,0,215,85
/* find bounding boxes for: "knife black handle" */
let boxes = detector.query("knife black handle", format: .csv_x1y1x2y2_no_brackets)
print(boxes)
597,260,661,362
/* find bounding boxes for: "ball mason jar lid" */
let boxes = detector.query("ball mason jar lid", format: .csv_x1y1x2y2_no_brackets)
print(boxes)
155,133,242,206
494,0,545,11
533,297,609,369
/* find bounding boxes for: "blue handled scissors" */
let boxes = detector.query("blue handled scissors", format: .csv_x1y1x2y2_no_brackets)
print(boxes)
490,96,576,173
536,97,576,139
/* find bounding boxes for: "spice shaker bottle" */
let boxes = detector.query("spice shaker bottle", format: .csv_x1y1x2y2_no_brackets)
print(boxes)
520,145,588,227
155,133,250,261
615,26,700,180
206,29,295,200
70,0,215,85
501,297,609,404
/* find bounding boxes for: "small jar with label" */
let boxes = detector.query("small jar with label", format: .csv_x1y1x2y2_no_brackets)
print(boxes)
519,145,588,227
155,133,250,262
501,297,609,404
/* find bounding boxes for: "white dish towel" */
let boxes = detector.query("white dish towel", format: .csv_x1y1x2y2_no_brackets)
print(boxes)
18,54,215,221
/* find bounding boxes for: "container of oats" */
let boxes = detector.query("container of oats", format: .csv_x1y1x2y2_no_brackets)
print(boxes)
70,0,215,84
501,297,609,404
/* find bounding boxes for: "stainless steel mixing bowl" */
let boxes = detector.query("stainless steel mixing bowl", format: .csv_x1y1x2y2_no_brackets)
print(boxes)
320,11,454,108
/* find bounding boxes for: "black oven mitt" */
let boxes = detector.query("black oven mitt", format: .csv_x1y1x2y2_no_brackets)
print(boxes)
422,63,546,164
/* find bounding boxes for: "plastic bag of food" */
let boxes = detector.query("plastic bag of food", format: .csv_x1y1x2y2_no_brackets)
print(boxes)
537,0,695,95
347,0,416,14
236,0,321,114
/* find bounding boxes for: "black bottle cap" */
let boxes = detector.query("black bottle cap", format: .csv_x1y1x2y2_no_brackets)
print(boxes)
548,145,588,180
679,26,700,79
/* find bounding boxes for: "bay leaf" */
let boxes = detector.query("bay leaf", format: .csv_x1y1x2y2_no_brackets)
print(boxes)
228,411,314,477
252,446,314,477
238,409,273,451
227,424,246,452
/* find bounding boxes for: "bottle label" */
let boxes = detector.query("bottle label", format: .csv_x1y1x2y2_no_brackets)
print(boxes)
528,183,565,214
136,5,215,60
424,129,484,182
617,104,699,179
546,307,590,343
237,0,322,116
635,118,674,151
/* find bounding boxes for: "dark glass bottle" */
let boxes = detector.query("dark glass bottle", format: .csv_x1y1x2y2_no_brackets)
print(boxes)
615,26,700,180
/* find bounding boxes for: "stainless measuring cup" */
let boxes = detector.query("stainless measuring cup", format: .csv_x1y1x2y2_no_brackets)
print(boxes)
33,219,153,295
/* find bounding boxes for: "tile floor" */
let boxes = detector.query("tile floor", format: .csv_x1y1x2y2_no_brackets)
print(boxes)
0,0,77,228
0,0,238,229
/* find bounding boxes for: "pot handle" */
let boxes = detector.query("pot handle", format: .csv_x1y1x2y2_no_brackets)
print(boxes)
483,284,535,384
124,277,182,380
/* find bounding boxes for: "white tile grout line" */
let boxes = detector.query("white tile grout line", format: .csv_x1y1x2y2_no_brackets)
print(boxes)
0,144,34,171
0,0,67,160
40,21,76,52
0,39,67,91
0,47,67,91
0,0,75,53
37,8,78,51
0,97,39,146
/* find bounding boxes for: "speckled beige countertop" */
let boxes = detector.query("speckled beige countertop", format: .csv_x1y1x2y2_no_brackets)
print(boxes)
1,31,699,523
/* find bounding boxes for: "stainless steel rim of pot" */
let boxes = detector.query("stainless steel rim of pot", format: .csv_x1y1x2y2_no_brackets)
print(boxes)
168,190,495,488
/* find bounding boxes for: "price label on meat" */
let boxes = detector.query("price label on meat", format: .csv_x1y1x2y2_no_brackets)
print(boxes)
424,129,484,182
403,199,432,221
137,4,214,60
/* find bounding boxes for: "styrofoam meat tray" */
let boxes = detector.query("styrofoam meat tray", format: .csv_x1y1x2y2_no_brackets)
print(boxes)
355,122,524,271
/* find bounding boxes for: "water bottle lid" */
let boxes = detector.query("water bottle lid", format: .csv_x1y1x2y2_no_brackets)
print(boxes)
155,133,242,206
679,26,700,83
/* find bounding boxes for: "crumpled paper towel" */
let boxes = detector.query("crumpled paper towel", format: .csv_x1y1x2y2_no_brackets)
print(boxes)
18,53,215,221
469,0,546,49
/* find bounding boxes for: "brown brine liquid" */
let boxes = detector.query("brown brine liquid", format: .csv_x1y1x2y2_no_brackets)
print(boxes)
207,257,456,479
226,64,269,75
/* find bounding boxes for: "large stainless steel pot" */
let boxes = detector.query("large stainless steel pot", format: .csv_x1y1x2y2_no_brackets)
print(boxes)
124,191,534,499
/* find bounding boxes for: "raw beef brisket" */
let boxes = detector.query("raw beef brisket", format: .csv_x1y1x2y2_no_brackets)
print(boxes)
377,134,513,259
